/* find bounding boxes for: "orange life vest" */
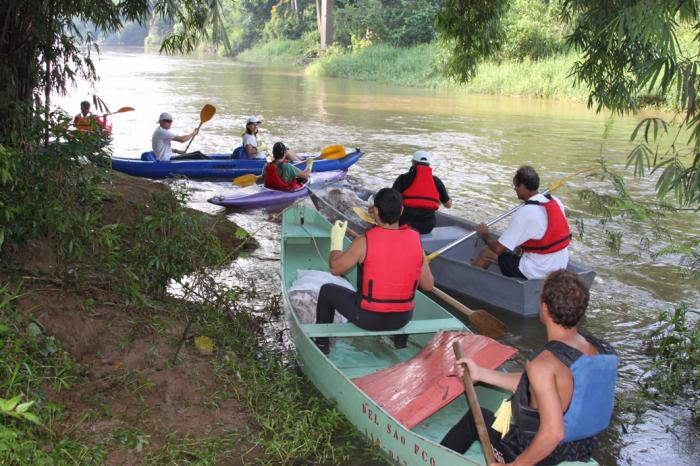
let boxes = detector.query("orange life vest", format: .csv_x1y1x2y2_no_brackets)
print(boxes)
74,113,107,133
358,225,423,312
401,164,440,210
263,163,302,191
520,195,571,254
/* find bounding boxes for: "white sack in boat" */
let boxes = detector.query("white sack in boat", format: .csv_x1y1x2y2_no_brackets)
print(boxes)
289,269,354,324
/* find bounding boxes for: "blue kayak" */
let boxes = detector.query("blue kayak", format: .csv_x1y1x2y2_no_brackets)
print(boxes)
110,149,363,179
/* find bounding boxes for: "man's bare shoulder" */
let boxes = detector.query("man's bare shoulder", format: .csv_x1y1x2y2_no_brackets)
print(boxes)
527,350,566,379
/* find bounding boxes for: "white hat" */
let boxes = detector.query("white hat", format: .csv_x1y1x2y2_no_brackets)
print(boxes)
157,112,173,122
255,115,264,123
246,116,258,124
412,150,432,165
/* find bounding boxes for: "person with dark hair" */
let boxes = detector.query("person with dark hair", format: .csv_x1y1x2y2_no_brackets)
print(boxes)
73,100,107,132
392,151,452,234
314,188,434,354
240,116,302,161
261,142,312,191
441,270,618,465
473,165,571,279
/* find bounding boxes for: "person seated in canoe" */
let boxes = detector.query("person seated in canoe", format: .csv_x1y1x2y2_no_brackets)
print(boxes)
262,142,312,191
473,165,570,280
313,188,435,354
441,269,618,464
73,100,108,132
151,112,207,161
392,151,452,234
239,116,302,161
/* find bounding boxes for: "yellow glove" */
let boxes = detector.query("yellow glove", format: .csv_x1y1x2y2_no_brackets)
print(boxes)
330,220,347,252
305,157,314,172
491,399,512,438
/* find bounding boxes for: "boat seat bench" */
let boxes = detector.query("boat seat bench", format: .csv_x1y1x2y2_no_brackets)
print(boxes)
301,318,465,337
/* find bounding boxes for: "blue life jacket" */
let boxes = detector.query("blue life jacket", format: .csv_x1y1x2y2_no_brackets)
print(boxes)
503,334,617,462
141,151,157,161
550,341,618,441
231,146,248,159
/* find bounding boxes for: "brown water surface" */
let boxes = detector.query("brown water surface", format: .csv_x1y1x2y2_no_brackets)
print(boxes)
59,48,699,466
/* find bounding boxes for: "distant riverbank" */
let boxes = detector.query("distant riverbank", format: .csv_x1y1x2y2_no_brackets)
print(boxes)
238,39,591,102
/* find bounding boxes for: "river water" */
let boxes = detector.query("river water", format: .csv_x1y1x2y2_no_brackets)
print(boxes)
59,48,698,465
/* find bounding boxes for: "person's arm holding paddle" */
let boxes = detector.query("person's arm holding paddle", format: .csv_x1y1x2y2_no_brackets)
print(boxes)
475,223,508,255
172,128,199,154
454,357,521,393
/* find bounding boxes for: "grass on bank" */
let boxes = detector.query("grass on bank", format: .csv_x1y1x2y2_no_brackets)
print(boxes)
0,125,381,464
241,39,679,105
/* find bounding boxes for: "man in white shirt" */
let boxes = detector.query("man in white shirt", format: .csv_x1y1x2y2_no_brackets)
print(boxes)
473,166,571,280
151,112,199,161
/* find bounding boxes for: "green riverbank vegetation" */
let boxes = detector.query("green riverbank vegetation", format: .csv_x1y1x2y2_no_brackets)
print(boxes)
0,2,380,463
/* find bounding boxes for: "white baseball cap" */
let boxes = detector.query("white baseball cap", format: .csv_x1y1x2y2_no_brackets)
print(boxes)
246,116,258,124
157,112,173,122
412,150,432,165
255,115,264,123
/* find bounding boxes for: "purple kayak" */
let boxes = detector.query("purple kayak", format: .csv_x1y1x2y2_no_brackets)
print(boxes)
208,170,346,209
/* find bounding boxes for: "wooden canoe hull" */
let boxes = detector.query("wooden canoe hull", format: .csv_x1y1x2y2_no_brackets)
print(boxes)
281,207,596,466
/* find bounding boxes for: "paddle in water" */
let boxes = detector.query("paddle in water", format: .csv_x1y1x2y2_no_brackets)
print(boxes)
345,206,507,338
184,104,216,153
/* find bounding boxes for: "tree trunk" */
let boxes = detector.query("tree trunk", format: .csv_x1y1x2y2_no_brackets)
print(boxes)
315,0,322,32
320,0,334,50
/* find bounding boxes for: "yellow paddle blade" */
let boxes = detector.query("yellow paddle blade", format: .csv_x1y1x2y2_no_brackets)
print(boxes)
200,104,216,123
352,206,376,224
319,145,346,160
233,173,258,186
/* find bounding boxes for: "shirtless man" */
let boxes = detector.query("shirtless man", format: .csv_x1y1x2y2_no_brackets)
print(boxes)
441,270,618,465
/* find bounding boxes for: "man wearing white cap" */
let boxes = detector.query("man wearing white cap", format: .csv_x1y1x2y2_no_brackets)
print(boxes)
152,112,199,161
392,151,452,234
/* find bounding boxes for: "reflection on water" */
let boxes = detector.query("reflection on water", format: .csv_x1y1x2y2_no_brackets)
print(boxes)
58,48,699,466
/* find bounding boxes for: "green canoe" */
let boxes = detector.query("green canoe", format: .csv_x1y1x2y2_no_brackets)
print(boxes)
281,206,597,466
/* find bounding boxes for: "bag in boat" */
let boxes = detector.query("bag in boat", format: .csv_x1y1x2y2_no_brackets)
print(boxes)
289,269,352,324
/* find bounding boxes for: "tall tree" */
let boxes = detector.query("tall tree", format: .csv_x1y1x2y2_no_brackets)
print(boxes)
0,0,229,148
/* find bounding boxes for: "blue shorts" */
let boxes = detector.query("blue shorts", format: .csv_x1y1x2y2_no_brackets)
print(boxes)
498,251,527,279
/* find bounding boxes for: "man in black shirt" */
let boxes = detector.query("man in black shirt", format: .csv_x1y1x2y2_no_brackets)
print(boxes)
392,151,452,234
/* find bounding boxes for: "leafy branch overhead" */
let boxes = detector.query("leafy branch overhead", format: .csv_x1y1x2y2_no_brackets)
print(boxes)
436,0,700,208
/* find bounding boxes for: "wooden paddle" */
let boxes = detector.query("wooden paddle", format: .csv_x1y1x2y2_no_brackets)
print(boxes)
425,165,597,263
184,104,216,153
453,342,498,465
232,144,340,186
344,209,507,339
102,106,134,117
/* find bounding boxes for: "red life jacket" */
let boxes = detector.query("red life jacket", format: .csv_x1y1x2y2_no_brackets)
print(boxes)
520,195,571,254
263,163,302,191
401,164,440,210
358,225,423,313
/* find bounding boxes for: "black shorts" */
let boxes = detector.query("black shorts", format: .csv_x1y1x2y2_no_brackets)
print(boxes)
498,251,527,279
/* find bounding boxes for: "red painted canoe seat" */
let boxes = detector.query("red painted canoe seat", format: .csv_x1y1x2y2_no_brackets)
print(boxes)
352,331,517,429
